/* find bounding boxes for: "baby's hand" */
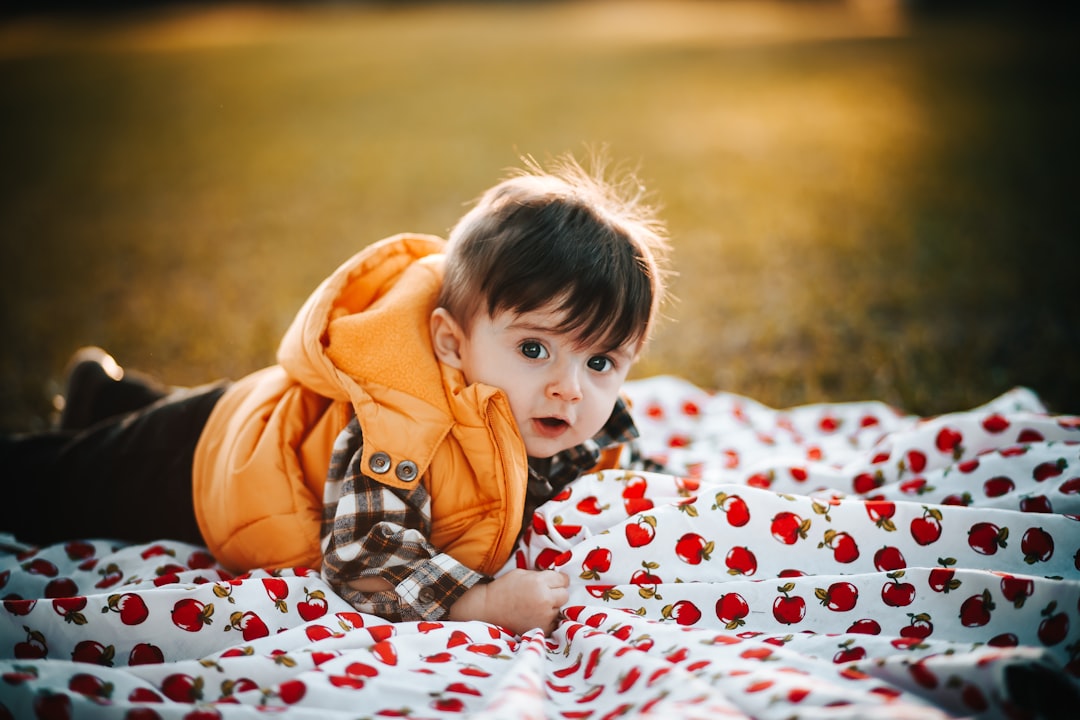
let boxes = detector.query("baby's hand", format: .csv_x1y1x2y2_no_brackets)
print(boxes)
449,569,569,635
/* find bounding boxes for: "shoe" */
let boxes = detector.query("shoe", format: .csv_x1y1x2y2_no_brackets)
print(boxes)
55,347,168,431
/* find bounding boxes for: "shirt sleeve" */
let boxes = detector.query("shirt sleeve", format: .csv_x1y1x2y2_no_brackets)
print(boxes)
320,417,488,622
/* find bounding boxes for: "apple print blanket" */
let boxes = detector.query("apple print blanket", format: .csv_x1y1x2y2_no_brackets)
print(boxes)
2,375,1078,719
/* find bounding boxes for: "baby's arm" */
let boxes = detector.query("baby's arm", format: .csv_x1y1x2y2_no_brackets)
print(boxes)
321,418,486,622
448,568,569,636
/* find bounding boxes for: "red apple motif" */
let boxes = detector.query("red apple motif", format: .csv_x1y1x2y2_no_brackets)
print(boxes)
95,563,123,589
229,611,268,641
1060,477,1080,495
553,521,582,539
988,633,1019,647
662,599,702,626
1021,527,1054,563
129,642,165,665
935,427,964,458
713,493,750,527
1033,459,1067,482
675,533,713,565
959,589,995,627
23,558,58,577
261,578,289,613
967,522,1008,555
68,640,114,668
127,687,164,703
624,515,657,548
904,449,927,474
371,639,399,665
984,476,1015,497
770,512,810,545
853,470,885,494
1037,602,1069,646
772,583,806,625
961,683,989,712
575,496,607,515
724,546,757,577
873,545,906,572
105,592,149,626
909,661,938,689
1020,495,1053,513
580,548,612,580
928,558,961,593
815,581,858,612
171,598,213,632
161,673,203,702
297,589,328,621
14,628,47,659
715,593,749,629
1017,428,1045,443
910,508,943,545
998,574,1034,608
32,692,71,720
819,530,859,563
276,678,306,704
833,641,866,663
957,458,980,473
846,618,881,635
899,612,933,639
187,550,216,569
3,597,34,616
630,563,662,599
44,578,78,599
534,548,562,570
899,477,930,495
52,596,87,625
622,475,654,515
68,672,113,701
306,624,342,642
747,471,774,489
865,500,896,530
62,541,95,562
882,572,916,607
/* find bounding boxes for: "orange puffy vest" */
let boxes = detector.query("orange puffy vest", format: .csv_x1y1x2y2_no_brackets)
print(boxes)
192,234,528,575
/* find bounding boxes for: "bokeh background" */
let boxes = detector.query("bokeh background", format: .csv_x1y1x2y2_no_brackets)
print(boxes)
2,0,1078,433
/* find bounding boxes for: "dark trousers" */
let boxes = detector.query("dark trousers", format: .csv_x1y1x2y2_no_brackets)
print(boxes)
1,382,228,548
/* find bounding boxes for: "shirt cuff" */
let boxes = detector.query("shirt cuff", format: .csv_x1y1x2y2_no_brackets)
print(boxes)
393,552,488,620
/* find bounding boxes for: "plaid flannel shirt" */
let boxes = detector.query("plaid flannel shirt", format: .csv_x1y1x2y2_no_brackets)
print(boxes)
320,396,653,622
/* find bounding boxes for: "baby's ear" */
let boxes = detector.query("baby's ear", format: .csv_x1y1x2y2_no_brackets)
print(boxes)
430,307,465,369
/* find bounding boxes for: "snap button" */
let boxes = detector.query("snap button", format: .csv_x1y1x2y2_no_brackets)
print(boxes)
396,460,418,482
418,587,436,604
369,452,391,474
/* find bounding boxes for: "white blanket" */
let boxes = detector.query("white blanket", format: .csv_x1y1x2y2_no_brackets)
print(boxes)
2,376,1078,718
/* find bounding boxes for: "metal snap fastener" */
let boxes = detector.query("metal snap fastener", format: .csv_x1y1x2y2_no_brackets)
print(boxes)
418,587,436,604
396,460,418,481
369,452,391,474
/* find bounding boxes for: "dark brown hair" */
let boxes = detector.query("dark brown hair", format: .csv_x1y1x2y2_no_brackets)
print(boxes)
438,153,671,352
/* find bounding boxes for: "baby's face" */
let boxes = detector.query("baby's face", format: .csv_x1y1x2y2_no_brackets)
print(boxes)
456,305,637,458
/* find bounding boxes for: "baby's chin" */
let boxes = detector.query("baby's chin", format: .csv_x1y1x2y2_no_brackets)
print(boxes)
522,431,593,461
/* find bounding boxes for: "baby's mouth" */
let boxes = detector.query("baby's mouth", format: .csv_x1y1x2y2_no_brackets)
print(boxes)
533,417,570,438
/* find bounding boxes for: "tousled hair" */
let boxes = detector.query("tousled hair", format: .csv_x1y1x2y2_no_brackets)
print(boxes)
438,153,671,352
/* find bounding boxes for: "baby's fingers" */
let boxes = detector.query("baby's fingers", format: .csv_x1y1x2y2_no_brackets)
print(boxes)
545,570,570,588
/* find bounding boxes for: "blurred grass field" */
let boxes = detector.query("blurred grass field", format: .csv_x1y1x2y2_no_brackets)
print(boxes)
1,0,1078,432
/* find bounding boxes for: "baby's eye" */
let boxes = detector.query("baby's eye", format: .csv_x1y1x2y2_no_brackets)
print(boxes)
520,341,549,360
587,356,614,373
